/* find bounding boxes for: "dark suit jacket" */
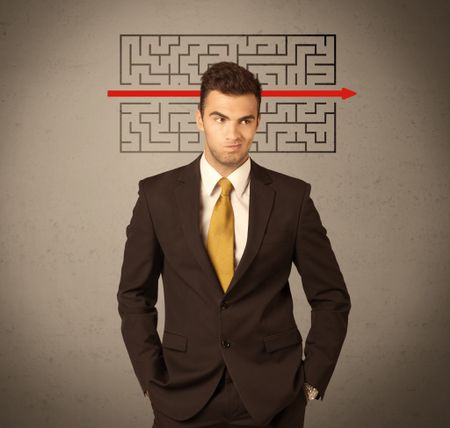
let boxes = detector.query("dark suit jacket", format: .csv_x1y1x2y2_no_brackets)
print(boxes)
117,153,351,425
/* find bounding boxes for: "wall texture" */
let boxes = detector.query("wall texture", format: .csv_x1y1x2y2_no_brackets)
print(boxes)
1,1,449,427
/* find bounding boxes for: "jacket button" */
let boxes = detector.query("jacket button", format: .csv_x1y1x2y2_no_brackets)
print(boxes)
220,302,228,310
221,340,231,348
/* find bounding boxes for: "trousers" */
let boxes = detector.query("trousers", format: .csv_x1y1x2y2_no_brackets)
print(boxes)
151,367,307,427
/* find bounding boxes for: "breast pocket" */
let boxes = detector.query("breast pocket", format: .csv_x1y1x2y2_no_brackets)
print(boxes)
262,230,293,247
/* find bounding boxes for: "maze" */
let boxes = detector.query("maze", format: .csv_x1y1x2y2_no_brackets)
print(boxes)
117,34,338,153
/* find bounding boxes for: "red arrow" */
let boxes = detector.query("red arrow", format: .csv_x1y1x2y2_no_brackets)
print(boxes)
262,88,357,100
107,88,356,100
107,90,201,97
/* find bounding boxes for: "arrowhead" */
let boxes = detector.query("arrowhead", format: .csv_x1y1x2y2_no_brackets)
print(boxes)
341,88,357,100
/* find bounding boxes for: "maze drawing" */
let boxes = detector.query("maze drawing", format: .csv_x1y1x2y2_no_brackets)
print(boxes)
117,34,338,153
120,100,336,153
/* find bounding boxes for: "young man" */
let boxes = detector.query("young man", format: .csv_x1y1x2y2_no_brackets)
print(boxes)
117,62,351,427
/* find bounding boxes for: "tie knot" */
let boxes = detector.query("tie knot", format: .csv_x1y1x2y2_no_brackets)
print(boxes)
218,177,234,197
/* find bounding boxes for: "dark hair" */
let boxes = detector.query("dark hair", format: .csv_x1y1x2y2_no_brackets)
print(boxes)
198,61,262,117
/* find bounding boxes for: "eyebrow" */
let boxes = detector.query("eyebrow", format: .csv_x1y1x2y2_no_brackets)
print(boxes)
209,111,256,121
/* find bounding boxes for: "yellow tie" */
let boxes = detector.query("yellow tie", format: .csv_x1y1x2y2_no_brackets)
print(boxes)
207,177,235,293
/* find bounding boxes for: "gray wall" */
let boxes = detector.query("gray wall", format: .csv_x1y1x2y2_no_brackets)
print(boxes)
1,1,449,427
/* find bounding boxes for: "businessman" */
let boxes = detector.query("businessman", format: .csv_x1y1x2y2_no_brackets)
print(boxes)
117,61,351,427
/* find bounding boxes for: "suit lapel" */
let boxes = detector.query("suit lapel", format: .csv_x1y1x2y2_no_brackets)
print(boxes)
174,154,275,301
174,155,220,303
226,158,275,296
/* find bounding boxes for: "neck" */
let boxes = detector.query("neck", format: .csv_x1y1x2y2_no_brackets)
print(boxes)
204,152,248,177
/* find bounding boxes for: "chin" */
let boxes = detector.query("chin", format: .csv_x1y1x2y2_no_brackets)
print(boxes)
221,154,244,164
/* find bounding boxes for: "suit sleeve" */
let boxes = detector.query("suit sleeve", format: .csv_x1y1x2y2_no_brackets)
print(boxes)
117,179,165,395
293,182,351,400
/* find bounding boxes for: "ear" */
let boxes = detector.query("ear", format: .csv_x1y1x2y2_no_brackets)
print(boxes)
195,109,204,131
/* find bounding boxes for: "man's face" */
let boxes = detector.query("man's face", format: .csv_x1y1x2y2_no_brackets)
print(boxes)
195,90,260,176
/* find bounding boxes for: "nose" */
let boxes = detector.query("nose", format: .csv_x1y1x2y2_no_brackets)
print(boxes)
225,122,240,142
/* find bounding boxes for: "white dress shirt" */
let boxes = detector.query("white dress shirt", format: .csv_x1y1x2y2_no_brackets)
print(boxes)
199,151,251,270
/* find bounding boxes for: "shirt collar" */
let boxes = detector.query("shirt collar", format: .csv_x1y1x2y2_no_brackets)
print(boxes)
200,151,251,197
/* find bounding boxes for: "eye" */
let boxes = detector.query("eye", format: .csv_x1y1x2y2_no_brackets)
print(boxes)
214,116,225,123
241,119,252,125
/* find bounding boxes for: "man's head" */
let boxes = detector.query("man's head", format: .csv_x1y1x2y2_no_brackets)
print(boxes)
198,62,262,117
195,62,262,176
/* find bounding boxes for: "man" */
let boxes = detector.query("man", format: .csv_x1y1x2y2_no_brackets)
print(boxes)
117,61,351,427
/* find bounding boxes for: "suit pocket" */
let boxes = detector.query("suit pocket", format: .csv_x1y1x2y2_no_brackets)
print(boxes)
262,233,290,246
162,330,187,352
263,327,302,353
